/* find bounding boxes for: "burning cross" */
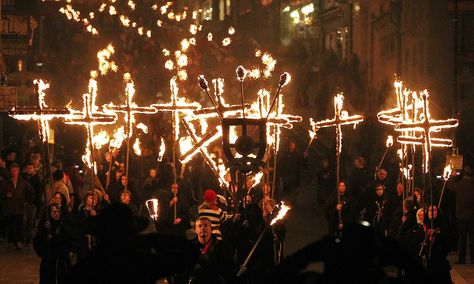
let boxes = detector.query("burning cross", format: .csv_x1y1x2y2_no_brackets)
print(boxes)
9,79,70,142
152,77,200,141
66,74,117,176
395,91,458,173
179,119,227,187
104,73,157,184
310,93,364,227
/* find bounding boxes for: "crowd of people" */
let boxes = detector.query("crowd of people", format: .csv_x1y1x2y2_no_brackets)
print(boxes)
0,129,473,283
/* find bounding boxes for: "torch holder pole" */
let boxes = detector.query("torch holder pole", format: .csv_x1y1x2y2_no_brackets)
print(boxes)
374,146,390,181
237,226,268,277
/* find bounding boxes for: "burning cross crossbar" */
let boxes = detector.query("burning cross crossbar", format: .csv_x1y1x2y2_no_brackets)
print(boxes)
394,91,458,173
9,80,70,142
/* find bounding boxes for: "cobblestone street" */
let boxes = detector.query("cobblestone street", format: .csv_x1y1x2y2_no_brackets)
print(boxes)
0,242,39,284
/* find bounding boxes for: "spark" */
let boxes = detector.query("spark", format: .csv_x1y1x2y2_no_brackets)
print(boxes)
97,44,118,75
222,37,231,46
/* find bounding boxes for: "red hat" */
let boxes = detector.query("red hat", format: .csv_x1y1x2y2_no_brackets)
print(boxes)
204,190,217,203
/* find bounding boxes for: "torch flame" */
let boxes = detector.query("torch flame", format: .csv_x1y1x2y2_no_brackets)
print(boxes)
158,137,166,162
251,172,264,188
136,123,148,133
145,198,159,220
270,202,291,226
110,126,126,149
386,135,394,147
443,164,452,180
133,138,141,156
93,130,110,149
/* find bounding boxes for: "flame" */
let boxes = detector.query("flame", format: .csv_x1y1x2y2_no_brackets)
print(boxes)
93,130,110,149
386,135,394,147
251,172,264,188
176,53,188,68
400,164,413,180
97,44,118,75
110,126,126,148
158,137,166,162
222,37,231,46
165,59,175,70
179,136,194,156
207,33,213,41
190,24,198,34
228,26,235,35
217,159,229,188
270,202,291,225
443,164,452,180
397,148,404,160
133,138,141,155
136,123,148,133
180,38,190,52
145,198,159,220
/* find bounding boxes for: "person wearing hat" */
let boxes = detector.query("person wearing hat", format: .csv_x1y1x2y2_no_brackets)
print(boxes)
0,163,33,249
198,189,232,239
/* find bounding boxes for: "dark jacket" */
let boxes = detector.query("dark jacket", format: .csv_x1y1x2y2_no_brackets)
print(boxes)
0,176,33,215
448,175,474,219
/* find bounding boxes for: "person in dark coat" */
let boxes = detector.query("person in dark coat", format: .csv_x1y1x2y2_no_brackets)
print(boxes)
316,159,335,206
66,203,200,284
176,216,236,284
33,204,70,284
108,170,125,203
362,184,390,239
233,203,275,283
423,205,452,283
0,163,33,249
119,189,139,216
277,141,305,196
448,164,474,264
21,162,42,244
324,181,356,235
348,156,369,209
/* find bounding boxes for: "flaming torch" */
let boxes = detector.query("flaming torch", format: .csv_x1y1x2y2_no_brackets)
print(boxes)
237,202,291,277
158,137,166,162
146,198,160,229
437,164,453,208
374,135,394,180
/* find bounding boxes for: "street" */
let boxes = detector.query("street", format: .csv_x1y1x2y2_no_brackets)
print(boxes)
0,174,473,283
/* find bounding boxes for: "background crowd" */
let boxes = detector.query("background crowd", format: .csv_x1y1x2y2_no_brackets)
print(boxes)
0,122,473,283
